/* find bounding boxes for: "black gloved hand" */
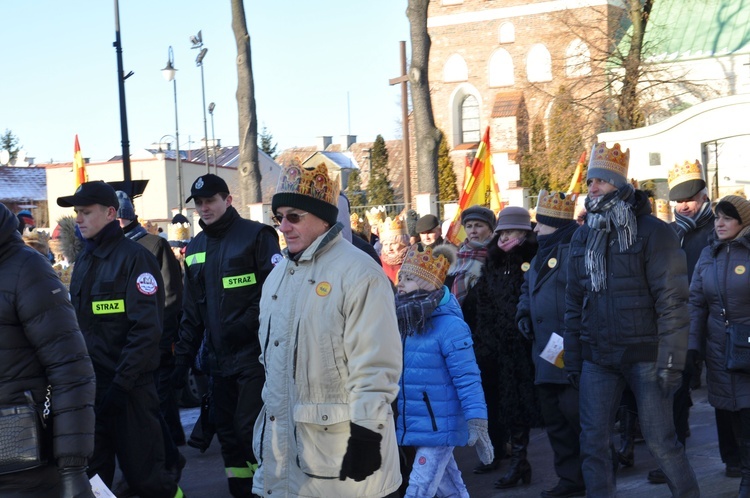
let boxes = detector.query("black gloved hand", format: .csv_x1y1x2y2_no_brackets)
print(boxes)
567,371,581,391
658,368,683,398
339,422,382,482
684,349,700,378
170,364,190,390
59,466,95,498
97,384,128,417
517,317,533,340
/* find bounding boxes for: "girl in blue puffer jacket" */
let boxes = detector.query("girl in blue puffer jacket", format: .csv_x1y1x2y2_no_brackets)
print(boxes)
395,243,493,497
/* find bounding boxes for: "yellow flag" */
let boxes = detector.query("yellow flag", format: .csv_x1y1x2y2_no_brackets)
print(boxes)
74,135,87,188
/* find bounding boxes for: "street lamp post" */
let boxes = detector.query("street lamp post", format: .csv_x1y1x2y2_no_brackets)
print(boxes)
161,46,184,213
190,30,210,174
208,102,217,173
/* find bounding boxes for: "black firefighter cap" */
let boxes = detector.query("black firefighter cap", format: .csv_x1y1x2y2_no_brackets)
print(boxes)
186,174,229,203
57,181,120,209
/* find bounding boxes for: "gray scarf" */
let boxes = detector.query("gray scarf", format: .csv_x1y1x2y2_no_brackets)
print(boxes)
584,185,637,291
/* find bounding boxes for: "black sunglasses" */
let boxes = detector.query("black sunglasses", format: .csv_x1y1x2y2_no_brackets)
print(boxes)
272,212,309,225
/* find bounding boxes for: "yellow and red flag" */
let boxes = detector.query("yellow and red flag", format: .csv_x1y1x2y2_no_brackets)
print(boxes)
567,150,587,194
446,126,503,245
73,135,87,188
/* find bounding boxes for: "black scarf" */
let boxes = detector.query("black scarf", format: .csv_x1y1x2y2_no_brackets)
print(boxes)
395,288,444,336
200,206,239,238
584,185,637,291
534,221,578,273
673,201,713,244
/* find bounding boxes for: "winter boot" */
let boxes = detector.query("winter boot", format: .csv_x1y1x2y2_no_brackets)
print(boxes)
739,438,750,498
494,427,532,489
617,406,636,467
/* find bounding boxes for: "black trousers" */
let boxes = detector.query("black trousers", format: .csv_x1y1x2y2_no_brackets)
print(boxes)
212,362,264,475
537,383,584,487
477,357,508,460
89,381,177,498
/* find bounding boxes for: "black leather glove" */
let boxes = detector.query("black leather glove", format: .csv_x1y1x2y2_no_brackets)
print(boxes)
658,368,683,398
59,466,95,498
339,422,382,482
684,349,700,378
567,371,581,391
97,384,128,417
517,317,533,340
170,364,190,390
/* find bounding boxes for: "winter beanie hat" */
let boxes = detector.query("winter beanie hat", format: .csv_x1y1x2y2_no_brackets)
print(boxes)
535,190,577,228
586,142,630,189
494,206,531,232
272,163,339,226
461,205,496,229
716,195,750,230
116,191,136,220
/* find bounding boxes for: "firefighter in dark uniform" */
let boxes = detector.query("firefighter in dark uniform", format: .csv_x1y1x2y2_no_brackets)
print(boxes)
57,181,184,498
172,174,280,498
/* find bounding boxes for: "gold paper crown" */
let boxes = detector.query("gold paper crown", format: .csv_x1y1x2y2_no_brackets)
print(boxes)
380,215,407,241
399,245,452,290
168,224,191,242
536,190,577,220
350,213,370,235
275,162,339,206
668,160,703,190
365,206,387,225
588,142,629,178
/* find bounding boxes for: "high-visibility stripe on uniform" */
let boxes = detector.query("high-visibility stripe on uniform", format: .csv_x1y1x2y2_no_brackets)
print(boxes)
225,461,258,478
92,299,125,314
173,486,184,498
222,273,256,289
185,252,206,267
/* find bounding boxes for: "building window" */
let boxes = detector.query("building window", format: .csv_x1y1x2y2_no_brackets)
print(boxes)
461,95,481,143
499,22,515,44
649,152,661,166
565,39,591,77
526,44,552,83
443,54,469,82
489,49,514,87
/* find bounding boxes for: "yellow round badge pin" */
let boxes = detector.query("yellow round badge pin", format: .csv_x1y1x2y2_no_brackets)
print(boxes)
736,265,746,275
316,281,332,296
548,258,557,269
521,262,530,272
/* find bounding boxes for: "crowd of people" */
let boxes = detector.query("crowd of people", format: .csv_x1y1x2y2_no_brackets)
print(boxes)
3,141,750,498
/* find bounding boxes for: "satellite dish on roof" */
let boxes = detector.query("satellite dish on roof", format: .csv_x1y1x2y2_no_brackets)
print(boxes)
0,150,9,166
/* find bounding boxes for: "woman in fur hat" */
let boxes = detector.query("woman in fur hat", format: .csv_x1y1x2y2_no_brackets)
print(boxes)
395,243,492,497
462,206,542,487
689,195,750,498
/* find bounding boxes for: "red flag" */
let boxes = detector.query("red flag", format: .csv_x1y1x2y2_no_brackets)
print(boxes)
446,127,503,245
73,135,87,188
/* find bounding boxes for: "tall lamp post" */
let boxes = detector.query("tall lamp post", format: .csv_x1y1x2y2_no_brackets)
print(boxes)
190,30,210,174
161,46,184,213
208,102,217,173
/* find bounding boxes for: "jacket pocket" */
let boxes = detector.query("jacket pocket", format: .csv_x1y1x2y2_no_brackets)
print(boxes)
422,392,438,431
252,404,267,465
293,403,350,478
614,294,655,341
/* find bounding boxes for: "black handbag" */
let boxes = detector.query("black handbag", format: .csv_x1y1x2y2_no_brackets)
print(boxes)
714,266,750,373
0,387,51,475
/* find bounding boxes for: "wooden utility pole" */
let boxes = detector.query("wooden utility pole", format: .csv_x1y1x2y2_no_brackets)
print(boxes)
389,41,411,208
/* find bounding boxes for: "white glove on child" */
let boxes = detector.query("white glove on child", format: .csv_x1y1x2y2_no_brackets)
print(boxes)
467,418,494,465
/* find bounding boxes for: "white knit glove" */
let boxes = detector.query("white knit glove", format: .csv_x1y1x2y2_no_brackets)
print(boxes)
467,418,494,465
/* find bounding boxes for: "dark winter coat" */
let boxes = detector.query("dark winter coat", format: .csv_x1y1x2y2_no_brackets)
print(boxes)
463,233,541,427
689,230,750,411
564,190,690,374
70,221,165,392
517,223,577,385
671,212,715,283
176,206,280,376
0,203,95,480
124,222,183,357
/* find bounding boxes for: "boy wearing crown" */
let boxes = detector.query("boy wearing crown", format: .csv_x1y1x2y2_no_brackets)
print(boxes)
564,143,699,496
172,174,281,497
517,190,585,498
394,243,493,497
254,163,403,497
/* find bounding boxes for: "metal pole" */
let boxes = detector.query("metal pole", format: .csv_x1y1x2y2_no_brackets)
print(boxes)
173,79,183,213
199,60,210,174
399,41,411,208
113,0,132,195
209,104,217,173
